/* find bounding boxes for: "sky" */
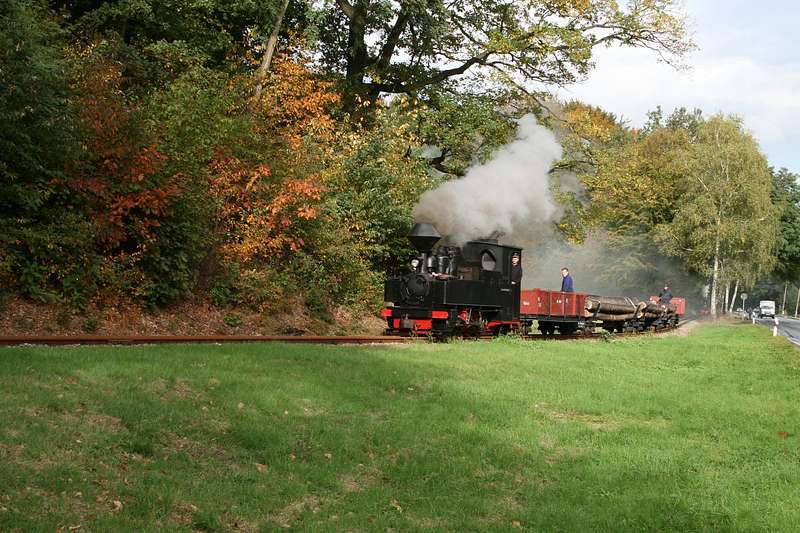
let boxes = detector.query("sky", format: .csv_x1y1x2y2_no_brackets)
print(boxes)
559,0,800,172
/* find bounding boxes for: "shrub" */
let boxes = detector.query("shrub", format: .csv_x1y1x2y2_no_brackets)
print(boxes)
223,313,243,328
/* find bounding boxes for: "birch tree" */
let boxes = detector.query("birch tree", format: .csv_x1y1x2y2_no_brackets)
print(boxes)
659,115,778,317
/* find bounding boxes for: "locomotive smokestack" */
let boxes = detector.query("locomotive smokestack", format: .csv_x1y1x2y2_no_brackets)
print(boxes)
408,222,441,253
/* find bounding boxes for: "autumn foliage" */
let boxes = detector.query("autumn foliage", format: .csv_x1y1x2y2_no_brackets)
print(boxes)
256,53,340,148
208,155,323,262
208,51,338,267
0,5,488,319
66,49,179,250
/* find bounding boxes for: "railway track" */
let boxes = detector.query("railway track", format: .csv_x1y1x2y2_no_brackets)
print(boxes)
0,334,414,347
0,322,685,347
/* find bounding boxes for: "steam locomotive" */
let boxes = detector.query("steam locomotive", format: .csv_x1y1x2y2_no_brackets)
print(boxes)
382,223,684,338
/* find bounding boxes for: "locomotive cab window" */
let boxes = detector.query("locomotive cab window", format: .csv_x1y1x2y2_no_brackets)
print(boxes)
480,250,496,271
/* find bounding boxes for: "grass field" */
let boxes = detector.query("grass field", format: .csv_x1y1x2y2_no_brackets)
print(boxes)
1,324,799,532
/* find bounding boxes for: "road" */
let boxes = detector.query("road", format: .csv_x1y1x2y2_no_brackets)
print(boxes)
751,315,800,346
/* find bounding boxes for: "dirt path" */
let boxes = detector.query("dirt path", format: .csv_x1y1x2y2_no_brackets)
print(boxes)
667,319,704,337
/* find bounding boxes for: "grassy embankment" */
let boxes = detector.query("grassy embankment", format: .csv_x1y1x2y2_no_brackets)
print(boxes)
1,324,799,532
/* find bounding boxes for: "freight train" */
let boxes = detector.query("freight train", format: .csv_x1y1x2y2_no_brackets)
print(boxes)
382,223,684,339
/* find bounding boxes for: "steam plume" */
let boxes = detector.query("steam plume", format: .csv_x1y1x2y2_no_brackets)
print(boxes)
413,114,562,244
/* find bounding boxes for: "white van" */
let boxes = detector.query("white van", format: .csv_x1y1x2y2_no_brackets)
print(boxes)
759,300,776,318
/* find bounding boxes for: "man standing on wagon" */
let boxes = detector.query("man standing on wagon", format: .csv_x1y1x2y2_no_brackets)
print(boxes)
560,267,574,293
659,284,673,304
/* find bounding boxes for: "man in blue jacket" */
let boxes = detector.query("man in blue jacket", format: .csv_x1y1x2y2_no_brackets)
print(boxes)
560,267,574,293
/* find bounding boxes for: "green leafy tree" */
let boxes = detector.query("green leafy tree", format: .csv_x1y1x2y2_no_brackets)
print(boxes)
56,0,284,88
313,0,693,111
762,168,800,314
771,168,800,282
559,102,691,292
0,0,83,300
658,115,778,316
413,92,516,177
325,102,431,275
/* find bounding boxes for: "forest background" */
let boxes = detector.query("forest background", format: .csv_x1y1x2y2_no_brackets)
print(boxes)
2,0,799,335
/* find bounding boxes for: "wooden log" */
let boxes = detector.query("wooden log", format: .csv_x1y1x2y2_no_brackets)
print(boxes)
586,296,640,315
645,302,676,315
587,302,636,314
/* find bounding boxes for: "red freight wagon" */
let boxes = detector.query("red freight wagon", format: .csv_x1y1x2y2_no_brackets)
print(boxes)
649,296,686,315
519,289,589,335
671,298,686,315
520,289,587,318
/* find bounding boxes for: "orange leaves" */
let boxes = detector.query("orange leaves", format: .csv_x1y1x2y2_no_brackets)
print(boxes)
268,179,323,218
564,101,618,143
209,156,270,216
254,53,340,150
205,49,337,265
207,154,324,262
65,49,178,250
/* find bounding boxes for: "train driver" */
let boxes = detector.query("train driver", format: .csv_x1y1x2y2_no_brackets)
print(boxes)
511,253,522,285
560,267,574,293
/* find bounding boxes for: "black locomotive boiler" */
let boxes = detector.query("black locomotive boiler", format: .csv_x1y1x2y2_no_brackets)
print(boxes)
382,223,522,338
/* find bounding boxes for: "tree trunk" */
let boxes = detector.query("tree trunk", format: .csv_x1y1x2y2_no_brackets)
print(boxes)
782,281,788,315
728,280,739,314
795,285,800,317
710,236,720,318
341,1,373,114
252,0,290,107
723,281,730,314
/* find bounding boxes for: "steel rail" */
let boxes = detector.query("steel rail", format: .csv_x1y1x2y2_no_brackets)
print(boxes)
0,335,412,347
0,322,686,347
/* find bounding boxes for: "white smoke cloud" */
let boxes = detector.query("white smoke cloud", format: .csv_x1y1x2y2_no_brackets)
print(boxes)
413,114,562,244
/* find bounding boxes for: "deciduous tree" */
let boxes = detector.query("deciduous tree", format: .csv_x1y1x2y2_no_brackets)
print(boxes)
771,168,800,283
658,115,778,316
314,0,693,111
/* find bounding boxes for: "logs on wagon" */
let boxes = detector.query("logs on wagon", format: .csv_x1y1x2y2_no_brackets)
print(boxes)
644,302,676,315
585,296,647,318
585,296,678,322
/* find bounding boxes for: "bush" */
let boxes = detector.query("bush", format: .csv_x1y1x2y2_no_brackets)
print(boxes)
2,214,102,308
223,313,243,328
80,314,101,333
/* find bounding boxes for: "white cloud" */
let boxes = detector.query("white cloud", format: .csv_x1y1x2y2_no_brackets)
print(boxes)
556,1,800,171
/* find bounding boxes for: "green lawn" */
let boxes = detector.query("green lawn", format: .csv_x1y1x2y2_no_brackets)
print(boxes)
1,324,799,532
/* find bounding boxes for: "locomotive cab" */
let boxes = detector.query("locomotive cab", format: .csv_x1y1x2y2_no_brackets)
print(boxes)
383,223,522,337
